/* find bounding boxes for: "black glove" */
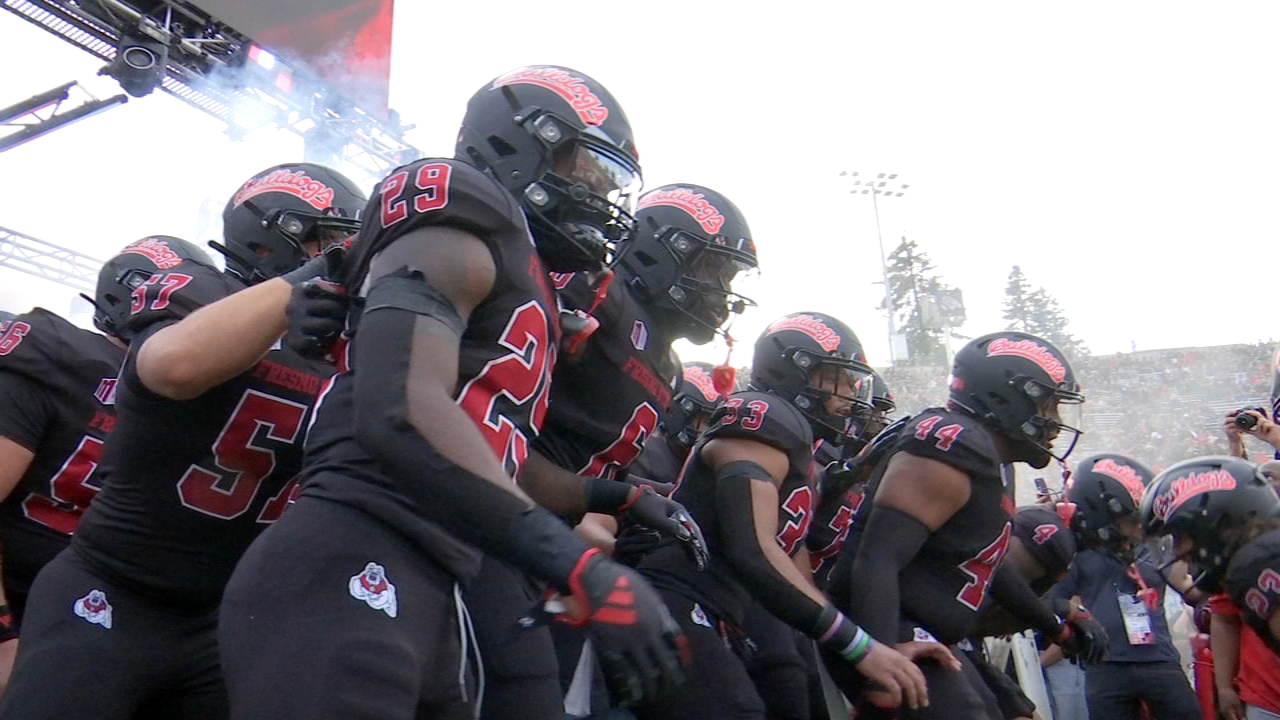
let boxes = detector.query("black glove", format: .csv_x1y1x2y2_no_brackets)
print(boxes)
1053,604,1109,666
285,279,350,360
559,549,689,707
619,486,709,571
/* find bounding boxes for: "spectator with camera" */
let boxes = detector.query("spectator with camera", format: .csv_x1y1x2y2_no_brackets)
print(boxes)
1223,407,1280,461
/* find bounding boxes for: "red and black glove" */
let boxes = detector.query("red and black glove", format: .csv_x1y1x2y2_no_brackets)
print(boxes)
1051,600,1109,665
558,549,690,706
587,479,709,571
284,279,350,361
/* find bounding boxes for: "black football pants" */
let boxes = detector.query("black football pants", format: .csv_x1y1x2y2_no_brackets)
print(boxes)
219,495,477,720
0,547,226,720
631,588,768,720
465,555,565,720
742,601,812,720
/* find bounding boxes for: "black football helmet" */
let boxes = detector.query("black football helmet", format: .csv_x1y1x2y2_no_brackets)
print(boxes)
216,163,365,284
613,184,757,345
456,65,642,273
664,361,724,452
1012,505,1077,593
1141,456,1280,592
89,236,216,342
840,373,897,460
1062,454,1153,563
749,312,875,444
949,332,1084,469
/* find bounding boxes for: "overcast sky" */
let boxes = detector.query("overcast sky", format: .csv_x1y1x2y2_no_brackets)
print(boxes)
2,2,1278,367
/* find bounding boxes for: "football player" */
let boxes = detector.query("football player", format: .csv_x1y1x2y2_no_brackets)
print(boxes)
825,331,1095,719
1141,456,1280,656
629,361,725,490
0,167,362,720
0,249,167,688
511,184,753,716
218,66,687,719
631,312,955,719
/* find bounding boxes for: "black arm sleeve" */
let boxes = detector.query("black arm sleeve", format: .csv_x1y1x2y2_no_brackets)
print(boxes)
846,505,932,644
353,305,589,592
988,563,1063,638
0,371,56,451
714,460,835,640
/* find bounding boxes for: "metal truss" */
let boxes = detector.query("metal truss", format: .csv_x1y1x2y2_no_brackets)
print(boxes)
0,226,102,293
1,80,128,153
2,0,417,178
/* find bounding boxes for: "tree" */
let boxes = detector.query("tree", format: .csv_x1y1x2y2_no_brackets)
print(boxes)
880,237,956,366
1002,265,1089,362
1002,265,1034,332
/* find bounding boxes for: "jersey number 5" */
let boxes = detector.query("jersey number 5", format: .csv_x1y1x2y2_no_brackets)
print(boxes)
177,390,308,521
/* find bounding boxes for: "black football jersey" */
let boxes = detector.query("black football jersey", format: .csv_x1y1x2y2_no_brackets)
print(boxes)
1225,529,1280,656
638,390,815,625
831,407,1014,645
302,158,559,581
73,259,331,607
0,309,124,601
532,272,679,478
629,432,686,487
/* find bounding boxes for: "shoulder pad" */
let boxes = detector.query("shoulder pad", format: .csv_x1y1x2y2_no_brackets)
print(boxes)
0,308,123,391
125,260,240,334
705,390,813,456
895,407,999,478
1226,529,1280,623
367,158,521,246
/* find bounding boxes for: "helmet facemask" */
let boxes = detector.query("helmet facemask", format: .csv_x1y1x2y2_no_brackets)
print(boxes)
644,225,757,345
1013,376,1085,469
789,350,876,445
515,111,641,272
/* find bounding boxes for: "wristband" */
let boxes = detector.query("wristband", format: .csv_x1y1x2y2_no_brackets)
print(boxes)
0,604,17,642
816,605,875,663
584,477,637,515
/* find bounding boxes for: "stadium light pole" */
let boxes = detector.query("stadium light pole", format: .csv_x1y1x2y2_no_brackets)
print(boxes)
838,171,911,364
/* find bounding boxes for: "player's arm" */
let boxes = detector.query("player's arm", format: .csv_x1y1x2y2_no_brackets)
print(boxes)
521,451,708,567
846,451,971,645
0,372,52,658
136,255,333,400
1209,597,1244,720
352,224,686,704
1162,560,1207,605
705,437,948,708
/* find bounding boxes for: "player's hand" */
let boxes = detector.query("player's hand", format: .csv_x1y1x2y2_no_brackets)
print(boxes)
619,486,709,571
557,549,689,707
284,279,350,360
1217,684,1245,720
1055,607,1109,665
857,641,932,710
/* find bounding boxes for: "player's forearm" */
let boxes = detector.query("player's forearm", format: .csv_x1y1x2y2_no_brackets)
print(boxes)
136,279,291,399
1210,613,1241,692
519,451,590,519
989,564,1063,637
847,505,929,643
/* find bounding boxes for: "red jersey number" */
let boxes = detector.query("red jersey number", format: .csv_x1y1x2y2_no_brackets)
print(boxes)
723,398,769,431
580,402,659,480
380,162,453,227
1245,568,1280,619
0,321,32,356
21,435,106,534
956,522,1012,610
456,302,554,478
913,415,965,452
777,485,814,555
177,390,309,521
130,273,193,315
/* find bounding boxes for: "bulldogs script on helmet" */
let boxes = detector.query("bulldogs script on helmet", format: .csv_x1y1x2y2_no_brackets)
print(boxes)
120,237,186,270
1152,469,1236,521
637,187,726,234
232,169,336,211
683,365,720,402
986,337,1067,384
1092,458,1146,504
491,67,609,127
766,314,842,353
